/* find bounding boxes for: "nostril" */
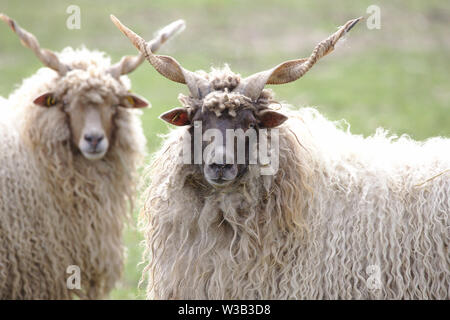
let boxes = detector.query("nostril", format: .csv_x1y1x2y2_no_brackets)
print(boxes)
84,134,104,146
209,163,220,171
209,163,234,170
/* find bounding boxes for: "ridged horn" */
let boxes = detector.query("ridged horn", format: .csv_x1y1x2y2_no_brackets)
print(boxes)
110,15,211,98
108,19,186,78
0,13,70,75
234,17,362,101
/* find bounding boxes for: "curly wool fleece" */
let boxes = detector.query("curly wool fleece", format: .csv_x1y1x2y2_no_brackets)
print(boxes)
178,66,276,118
141,79,449,299
0,47,146,299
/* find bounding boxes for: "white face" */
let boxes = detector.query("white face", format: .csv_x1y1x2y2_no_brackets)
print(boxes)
77,106,110,160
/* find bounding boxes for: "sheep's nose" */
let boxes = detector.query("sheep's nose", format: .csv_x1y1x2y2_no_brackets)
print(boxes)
84,133,104,148
208,163,236,177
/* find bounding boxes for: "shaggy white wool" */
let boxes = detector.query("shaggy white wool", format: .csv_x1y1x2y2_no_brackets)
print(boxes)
0,47,146,299
141,105,449,299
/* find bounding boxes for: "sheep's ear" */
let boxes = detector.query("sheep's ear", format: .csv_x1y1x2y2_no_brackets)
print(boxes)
122,94,149,108
159,107,190,126
33,92,57,107
257,109,288,128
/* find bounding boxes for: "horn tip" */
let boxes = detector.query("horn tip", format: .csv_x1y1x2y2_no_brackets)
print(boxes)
110,14,147,54
158,19,186,38
175,19,186,29
110,14,128,35
110,14,120,25
0,13,16,32
110,14,127,33
172,19,186,34
0,13,10,23
346,17,363,33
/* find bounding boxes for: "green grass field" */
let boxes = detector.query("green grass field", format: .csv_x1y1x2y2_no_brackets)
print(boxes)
1,0,448,299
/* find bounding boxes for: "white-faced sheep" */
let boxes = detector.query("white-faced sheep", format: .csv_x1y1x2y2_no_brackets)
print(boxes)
0,14,185,299
113,16,450,299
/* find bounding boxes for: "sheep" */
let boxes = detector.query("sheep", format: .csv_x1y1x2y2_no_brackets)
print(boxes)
113,16,450,299
0,14,185,299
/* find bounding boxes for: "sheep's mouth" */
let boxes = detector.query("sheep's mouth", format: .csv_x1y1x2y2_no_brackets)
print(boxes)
81,149,107,160
79,137,109,161
206,177,234,188
203,164,249,188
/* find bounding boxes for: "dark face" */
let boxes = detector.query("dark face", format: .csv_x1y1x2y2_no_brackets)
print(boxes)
190,108,257,187
160,101,288,188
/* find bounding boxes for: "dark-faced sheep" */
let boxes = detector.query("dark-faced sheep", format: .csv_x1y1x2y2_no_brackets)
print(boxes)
0,14,184,299
113,16,449,299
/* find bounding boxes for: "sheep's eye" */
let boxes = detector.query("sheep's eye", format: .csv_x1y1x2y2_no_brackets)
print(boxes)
247,122,257,131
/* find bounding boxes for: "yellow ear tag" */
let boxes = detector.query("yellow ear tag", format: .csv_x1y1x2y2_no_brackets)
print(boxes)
46,96,56,106
172,113,180,122
126,96,135,106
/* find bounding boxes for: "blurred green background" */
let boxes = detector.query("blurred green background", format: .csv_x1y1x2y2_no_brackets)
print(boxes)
1,0,448,299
